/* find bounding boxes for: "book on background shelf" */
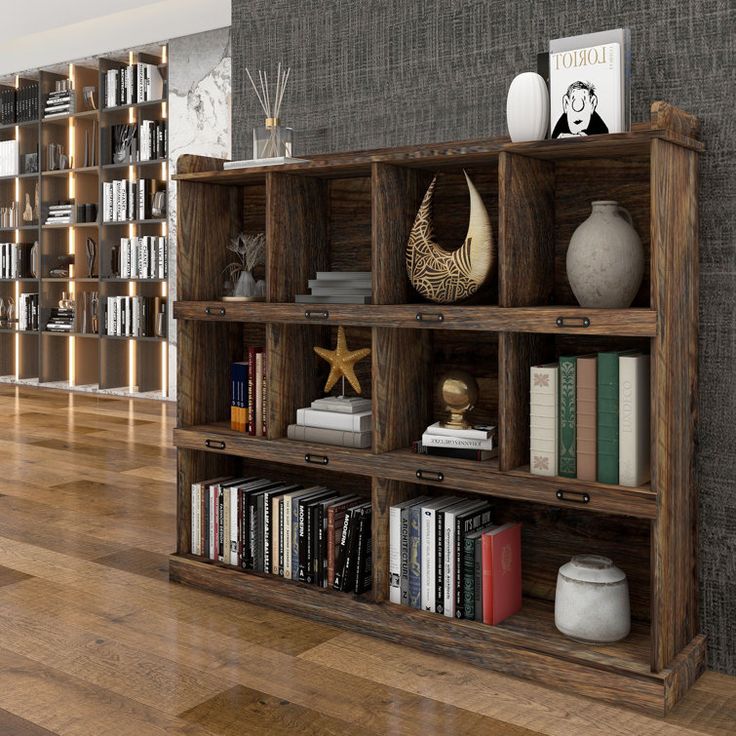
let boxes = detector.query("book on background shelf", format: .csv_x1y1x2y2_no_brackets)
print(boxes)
481,523,522,626
0,243,33,279
558,355,577,478
420,496,459,613
421,430,495,451
413,441,497,462
296,407,372,433
287,424,371,449
530,363,559,477
424,422,495,440
311,396,371,414
295,271,372,304
454,503,493,619
230,362,248,432
290,395,373,448
597,351,620,484
389,496,429,605
18,293,39,330
619,353,650,487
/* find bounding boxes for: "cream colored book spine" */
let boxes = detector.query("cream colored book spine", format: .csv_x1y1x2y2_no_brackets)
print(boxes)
619,354,651,487
530,363,559,477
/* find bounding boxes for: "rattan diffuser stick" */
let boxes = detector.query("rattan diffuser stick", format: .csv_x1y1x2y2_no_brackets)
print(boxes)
245,64,291,158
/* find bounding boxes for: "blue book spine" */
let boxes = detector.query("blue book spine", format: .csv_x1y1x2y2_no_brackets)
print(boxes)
408,505,422,609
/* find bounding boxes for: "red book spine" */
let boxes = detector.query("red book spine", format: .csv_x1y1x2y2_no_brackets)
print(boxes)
481,532,494,625
247,347,256,435
261,351,267,437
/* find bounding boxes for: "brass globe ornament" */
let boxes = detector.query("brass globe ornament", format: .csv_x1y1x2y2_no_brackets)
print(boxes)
439,370,479,430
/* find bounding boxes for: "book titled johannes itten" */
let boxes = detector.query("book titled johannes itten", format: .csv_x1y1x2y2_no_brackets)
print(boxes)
549,29,630,139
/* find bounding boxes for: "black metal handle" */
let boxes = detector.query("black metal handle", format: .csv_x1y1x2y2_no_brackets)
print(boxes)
556,489,590,504
555,316,590,328
305,310,329,320
415,312,444,323
416,469,444,482
205,306,226,316
305,453,329,465
205,439,226,450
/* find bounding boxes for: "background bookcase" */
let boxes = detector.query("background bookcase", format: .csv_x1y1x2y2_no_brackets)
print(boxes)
170,102,703,715
0,44,169,398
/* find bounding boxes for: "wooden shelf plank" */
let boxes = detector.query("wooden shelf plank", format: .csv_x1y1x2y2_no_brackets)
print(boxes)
173,424,657,518
173,301,658,336
169,554,706,717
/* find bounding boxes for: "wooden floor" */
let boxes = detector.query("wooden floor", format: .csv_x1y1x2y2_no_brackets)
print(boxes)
0,385,732,736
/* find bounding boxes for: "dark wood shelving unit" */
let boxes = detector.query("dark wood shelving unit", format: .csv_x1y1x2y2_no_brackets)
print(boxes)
170,101,704,715
0,45,169,397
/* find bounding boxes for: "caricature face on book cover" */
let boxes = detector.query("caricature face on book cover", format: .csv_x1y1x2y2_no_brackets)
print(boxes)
549,42,623,138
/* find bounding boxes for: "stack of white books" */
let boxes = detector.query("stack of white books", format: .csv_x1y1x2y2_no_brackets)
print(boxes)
287,396,372,448
295,272,372,304
417,422,497,461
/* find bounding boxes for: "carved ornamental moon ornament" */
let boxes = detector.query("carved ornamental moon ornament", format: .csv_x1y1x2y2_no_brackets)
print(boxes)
406,171,495,304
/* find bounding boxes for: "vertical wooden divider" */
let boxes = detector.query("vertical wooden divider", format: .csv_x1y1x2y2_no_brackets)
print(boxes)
649,139,699,672
371,162,433,600
266,172,330,439
497,152,556,472
175,159,242,553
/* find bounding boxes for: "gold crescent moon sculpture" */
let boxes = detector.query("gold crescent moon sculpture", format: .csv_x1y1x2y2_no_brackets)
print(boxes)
406,171,494,304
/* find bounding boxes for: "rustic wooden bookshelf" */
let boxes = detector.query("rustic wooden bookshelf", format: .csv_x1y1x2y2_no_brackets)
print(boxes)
170,101,704,715
0,44,169,397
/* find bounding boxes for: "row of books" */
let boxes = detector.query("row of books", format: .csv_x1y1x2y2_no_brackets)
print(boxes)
106,120,167,164
530,352,650,486
0,140,18,176
103,64,164,108
413,422,497,462
295,271,372,305
0,84,39,124
104,295,165,337
102,179,164,222
389,495,521,624
229,347,267,435
117,236,168,279
190,477,372,593
18,292,39,331
0,243,33,279
288,395,372,448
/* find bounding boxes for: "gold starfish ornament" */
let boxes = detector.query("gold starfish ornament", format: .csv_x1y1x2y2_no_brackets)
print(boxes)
313,326,371,394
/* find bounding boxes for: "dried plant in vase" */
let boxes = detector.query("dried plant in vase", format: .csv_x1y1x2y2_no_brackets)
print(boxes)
222,232,266,301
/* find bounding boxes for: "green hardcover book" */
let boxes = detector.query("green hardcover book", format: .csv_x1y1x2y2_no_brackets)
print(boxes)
558,355,577,478
597,352,619,484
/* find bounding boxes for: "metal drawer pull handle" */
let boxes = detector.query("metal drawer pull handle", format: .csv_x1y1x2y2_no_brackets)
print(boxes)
205,439,226,450
305,310,329,319
416,469,444,482
556,489,590,504
555,316,590,328
205,306,226,316
305,453,329,465
416,312,444,323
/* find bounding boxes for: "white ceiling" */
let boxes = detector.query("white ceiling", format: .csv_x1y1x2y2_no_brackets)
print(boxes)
0,0,230,75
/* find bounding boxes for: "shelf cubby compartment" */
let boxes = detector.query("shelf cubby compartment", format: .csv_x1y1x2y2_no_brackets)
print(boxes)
372,160,499,306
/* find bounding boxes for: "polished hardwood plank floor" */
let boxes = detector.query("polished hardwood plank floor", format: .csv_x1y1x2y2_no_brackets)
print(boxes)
0,385,732,735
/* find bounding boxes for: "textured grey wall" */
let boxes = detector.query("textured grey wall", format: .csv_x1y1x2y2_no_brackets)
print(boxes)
231,0,736,673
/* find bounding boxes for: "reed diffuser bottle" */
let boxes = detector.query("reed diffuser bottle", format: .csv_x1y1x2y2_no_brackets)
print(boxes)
246,64,293,159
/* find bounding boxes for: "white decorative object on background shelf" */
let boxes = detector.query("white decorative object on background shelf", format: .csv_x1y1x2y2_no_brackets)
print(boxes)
506,72,549,142
555,555,630,643
566,200,644,308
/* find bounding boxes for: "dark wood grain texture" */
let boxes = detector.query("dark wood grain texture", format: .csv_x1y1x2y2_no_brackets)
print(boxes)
649,139,700,671
173,302,659,336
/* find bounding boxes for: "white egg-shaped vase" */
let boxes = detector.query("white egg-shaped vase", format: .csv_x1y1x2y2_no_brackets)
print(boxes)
506,72,549,142
555,555,631,643
566,200,644,308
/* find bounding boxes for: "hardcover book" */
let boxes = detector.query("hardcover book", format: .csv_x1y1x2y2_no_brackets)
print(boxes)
530,363,559,477
421,432,495,451
454,504,493,618
296,407,372,433
619,353,651,487
481,523,522,626
420,497,459,612
597,351,620,484
287,424,372,449
549,29,631,138
389,497,427,605
558,355,577,478
407,502,424,609
576,355,597,482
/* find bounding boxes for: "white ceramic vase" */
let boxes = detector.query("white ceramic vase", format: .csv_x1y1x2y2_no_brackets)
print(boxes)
506,72,549,142
566,201,644,308
554,555,630,643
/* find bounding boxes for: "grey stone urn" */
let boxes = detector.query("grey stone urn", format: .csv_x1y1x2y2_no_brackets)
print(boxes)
566,201,644,308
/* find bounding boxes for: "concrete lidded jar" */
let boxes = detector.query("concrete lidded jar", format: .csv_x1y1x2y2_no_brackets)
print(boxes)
554,554,631,643
566,200,644,308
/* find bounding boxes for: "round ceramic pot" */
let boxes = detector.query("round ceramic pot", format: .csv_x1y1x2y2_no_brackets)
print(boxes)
566,200,644,308
554,554,630,643
506,72,549,142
